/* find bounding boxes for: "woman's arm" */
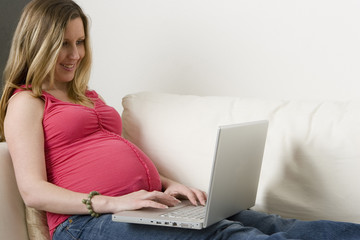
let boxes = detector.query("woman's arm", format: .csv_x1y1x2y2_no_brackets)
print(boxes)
5,91,180,215
5,91,91,214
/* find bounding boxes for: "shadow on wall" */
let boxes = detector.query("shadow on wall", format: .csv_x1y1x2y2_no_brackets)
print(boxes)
0,0,30,94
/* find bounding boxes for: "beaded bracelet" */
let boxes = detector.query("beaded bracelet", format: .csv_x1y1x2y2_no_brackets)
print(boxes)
82,191,101,217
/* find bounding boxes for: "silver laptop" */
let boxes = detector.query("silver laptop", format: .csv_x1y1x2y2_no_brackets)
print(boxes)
112,120,268,229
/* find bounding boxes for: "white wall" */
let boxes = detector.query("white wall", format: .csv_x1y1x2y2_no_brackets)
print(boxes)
76,0,360,112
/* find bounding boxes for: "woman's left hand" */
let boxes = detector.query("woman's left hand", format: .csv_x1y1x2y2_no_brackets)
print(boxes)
161,175,207,206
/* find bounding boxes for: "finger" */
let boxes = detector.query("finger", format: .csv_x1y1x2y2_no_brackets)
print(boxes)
149,191,181,207
168,188,202,206
180,188,198,206
164,190,179,198
183,188,207,206
140,200,170,209
193,189,207,206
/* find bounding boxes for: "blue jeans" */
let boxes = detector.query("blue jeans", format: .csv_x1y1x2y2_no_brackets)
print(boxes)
53,210,360,240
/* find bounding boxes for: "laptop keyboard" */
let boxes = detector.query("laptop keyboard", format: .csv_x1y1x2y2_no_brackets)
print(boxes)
160,205,206,220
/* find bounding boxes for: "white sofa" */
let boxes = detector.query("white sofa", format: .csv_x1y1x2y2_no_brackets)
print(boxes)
1,92,360,240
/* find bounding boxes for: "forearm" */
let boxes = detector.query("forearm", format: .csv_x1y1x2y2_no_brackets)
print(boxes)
23,180,180,215
23,180,113,215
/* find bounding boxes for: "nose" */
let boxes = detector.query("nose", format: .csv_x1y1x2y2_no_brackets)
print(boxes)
68,45,80,60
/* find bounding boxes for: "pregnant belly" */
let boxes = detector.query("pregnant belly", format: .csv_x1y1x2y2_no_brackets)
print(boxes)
47,137,162,196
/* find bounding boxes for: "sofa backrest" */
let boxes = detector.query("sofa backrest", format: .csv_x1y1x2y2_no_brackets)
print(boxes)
122,92,360,224
0,142,29,240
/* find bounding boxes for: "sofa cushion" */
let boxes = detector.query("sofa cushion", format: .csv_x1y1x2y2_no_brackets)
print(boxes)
121,92,360,224
26,207,50,240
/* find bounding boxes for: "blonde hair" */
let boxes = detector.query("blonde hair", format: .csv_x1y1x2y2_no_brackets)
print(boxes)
0,0,92,141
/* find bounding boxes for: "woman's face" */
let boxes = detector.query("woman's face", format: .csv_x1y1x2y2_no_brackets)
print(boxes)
54,17,85,86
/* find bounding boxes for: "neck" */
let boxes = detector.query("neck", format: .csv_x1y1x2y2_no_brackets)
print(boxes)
42,81,69,93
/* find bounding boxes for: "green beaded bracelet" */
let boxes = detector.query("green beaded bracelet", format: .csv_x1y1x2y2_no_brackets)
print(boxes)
82,191,101,217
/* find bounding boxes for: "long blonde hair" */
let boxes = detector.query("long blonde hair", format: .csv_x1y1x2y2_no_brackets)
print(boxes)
0,0,92,141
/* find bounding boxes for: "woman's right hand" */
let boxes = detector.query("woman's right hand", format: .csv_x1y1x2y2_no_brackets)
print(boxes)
95,190,182,213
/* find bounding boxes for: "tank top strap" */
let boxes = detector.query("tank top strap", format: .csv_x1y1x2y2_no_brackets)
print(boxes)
85,89,98,99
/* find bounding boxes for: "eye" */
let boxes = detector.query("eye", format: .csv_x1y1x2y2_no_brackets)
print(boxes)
76,39,85,45
62,41,69,47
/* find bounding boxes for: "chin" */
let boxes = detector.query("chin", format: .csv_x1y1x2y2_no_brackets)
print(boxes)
55,74,76,83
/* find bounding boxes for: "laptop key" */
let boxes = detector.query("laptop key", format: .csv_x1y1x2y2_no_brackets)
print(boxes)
160,205,205,220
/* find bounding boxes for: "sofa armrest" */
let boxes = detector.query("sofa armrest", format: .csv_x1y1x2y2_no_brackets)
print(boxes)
0,142,29,240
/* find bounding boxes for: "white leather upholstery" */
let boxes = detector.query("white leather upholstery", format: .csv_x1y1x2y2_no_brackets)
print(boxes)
122,92,360,224
0,142,29,240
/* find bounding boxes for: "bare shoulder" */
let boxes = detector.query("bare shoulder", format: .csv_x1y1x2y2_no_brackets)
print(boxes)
6,91,44,121
8,91,44,108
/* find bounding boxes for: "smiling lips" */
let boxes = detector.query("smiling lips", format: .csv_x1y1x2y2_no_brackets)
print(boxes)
61,63,76,71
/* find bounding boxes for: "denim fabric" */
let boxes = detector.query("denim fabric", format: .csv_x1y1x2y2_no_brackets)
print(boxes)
53,210,360,240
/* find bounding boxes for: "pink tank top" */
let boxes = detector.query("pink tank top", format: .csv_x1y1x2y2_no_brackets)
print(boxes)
19,89,162,237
